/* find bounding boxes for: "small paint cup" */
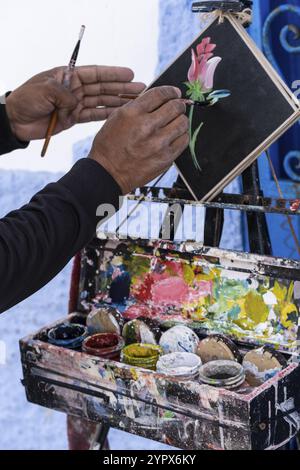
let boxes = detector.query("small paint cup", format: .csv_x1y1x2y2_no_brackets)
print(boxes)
82,333,125,361
48,323,88,350
198,360,245,390
121,343,163,371
67,313,87,326
157,352,202,381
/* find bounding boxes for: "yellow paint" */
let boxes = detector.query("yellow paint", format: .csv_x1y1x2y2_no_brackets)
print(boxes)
272,281,287,303
130,368,139,381
185,304,207,321
244,291,269,325
183,264,195,286
280,303,298,329
195,267,220,282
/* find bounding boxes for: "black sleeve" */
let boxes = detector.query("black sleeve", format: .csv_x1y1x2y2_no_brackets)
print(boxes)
0,158,121,313
0,99,29,154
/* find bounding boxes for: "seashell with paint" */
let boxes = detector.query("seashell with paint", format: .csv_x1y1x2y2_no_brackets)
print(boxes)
122,317,161,346
87,306,123,335
242,346,287,387
197,334,242,364
157,352,202,381
159,325,200,355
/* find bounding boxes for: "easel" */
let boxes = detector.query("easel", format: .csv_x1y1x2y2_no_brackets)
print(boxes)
86,161,300,450
82,1,300,451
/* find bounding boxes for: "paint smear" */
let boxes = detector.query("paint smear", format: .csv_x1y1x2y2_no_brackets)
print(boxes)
91,244,299,352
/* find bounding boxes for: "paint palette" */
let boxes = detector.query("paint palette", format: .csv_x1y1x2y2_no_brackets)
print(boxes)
20,238,300,450
79,239,300,355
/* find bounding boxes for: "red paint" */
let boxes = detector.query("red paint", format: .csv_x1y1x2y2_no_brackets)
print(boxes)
135,273,154,302
86,333,119,349
152,277,189,305
123,304,154,320
82,333,124,360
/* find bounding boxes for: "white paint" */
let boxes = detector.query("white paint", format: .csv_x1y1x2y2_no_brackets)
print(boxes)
0,0,159,172
218,402,225,449
293,281,300,300
263,291,278,306
276,397,300,434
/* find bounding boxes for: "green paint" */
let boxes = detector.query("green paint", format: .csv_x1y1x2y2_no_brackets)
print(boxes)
228,305,241,320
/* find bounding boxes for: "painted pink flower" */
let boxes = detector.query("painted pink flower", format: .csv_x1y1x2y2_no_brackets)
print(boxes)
187,37,222,93
188,49,200,83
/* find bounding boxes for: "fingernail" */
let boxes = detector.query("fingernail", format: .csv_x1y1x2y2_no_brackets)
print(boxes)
183,99,194,105
174,87,182,98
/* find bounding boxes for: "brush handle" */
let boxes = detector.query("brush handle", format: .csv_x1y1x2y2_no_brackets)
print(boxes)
41,110,58,157
118,94,204,107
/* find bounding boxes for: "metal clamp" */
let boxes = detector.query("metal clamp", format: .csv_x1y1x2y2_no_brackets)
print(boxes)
192,1,252,14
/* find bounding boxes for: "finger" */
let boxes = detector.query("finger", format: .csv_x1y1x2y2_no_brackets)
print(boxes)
79,107,117,123
169,132,190,161
150,99,186,129
75,65,136,84
47,79,78,110
156,114,189,149
81,81,145,97
83,95,133,108
132,86,182,113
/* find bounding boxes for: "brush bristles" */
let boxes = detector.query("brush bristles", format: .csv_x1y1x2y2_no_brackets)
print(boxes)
79,25,86,41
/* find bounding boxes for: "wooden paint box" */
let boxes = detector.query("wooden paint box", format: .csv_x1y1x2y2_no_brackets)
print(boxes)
20,238,300,450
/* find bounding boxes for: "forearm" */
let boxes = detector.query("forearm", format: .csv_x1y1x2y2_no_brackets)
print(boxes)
0,96,29,155
0,158,121,313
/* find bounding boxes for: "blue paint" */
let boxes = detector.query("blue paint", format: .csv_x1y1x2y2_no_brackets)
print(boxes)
109,271,131,304
47,323,88,349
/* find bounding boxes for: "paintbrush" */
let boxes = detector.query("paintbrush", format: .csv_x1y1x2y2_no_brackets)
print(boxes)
41,25,86,158
118,93,211,107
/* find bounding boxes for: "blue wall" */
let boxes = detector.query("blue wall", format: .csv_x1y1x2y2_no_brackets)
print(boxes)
250,0,300,259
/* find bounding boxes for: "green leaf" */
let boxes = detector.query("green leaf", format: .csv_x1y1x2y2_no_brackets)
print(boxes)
184,80,205,101
189,122,204,172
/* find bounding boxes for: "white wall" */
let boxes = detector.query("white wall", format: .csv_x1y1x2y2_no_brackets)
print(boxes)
0,0,159,172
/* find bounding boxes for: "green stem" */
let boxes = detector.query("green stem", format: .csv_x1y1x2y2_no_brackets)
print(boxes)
188,104,202,172
189,104,194,143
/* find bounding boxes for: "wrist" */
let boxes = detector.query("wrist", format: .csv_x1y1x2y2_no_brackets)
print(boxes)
5,94,20,141
88,151,128,195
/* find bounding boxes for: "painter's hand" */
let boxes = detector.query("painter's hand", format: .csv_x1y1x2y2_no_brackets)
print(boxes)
5,66,145,142
89,86,189,194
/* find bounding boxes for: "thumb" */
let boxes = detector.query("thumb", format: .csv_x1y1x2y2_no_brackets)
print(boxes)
46,78,78,111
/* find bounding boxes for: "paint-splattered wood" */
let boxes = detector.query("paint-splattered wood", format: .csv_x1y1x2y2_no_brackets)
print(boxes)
20,321,300,450
20,239,300,449
79,239,300,354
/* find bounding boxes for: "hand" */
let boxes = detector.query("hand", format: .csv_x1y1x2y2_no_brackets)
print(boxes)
5,66,145,142
89,86,189,194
